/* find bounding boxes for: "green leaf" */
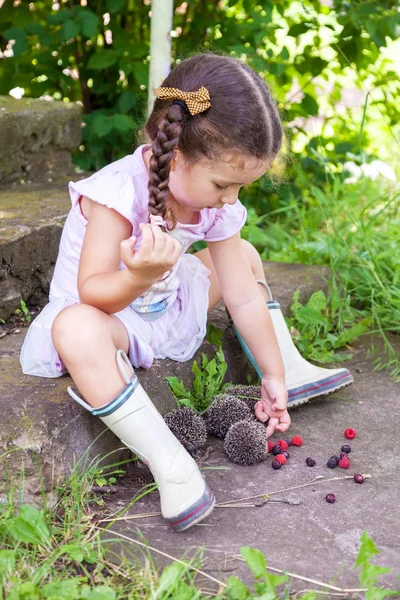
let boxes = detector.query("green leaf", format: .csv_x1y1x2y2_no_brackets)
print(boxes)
42,578,82,599
87,50,119,69
355,531,379,568
297,306,327,327
131,61,149,86
206,323,224,346
301,94,319,117
83,586,116,600
335,318,371,347
118,90,137,113
307,290,327,313
91,114,114,136
154,563,186,598
62,19,80,41
3,27,25,40
240,546,266,579
110,113,134,132
225,575,251,599
78,9,100,38
106,0,125,13
8,582,40,600
12,36,28,56
165,376,189,399
46,8,73,25
5,505,51,547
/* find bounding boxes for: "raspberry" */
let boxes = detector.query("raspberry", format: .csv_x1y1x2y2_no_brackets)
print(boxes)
271,460,282,470
267,440,275,453
274,454,286,465
291,435,303,447
282,451,290,459
354,474,364,484
272,445,282,455
344,428,356,440
325,493,336,503
327,456,339,468
338,456,350,469
341,445,351,453
306,457,316,467
277,440,289,451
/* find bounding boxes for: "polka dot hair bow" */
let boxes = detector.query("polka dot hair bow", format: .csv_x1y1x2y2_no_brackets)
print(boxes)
154,86,211,116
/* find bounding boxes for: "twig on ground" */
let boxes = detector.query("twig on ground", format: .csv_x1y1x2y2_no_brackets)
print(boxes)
218,474,372,507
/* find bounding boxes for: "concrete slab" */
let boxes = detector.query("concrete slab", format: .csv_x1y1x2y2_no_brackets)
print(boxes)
100,335,400,596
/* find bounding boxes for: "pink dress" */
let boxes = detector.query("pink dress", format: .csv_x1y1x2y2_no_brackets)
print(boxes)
20,145,247,378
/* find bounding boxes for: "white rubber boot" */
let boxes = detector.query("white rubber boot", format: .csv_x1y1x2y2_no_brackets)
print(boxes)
232,281,353,408
67,349,215,531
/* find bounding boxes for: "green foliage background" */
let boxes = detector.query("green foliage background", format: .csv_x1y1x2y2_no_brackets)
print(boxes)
1,0,399,368
1,0,399,180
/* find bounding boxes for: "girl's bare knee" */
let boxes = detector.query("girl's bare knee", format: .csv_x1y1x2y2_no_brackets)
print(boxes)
51,304,110,358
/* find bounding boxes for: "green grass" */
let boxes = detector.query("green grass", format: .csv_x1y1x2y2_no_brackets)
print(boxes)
1,448,399,599
242,173,400,380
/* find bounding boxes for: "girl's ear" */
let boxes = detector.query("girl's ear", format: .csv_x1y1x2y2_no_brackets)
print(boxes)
170,147,181,172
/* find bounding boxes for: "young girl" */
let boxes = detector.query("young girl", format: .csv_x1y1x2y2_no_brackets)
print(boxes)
20,52,352,531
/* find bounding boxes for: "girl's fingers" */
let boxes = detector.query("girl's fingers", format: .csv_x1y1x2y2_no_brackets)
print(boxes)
266,417,279,438
150,223,167,254
138,223,154,257
254,401,268,423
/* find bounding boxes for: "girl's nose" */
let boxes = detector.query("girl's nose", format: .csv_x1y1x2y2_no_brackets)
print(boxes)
221,192,238,205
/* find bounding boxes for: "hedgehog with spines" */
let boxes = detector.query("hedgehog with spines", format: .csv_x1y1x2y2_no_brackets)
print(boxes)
164,407,207,454
224,420,268,465
204,395,253,439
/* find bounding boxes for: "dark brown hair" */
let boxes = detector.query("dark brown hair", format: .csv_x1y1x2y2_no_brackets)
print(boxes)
145,52,283,230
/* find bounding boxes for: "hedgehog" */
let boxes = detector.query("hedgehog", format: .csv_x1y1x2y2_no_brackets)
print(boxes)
203,395,253,439
224,419,268,465
224,384,261,412
164,407,208,455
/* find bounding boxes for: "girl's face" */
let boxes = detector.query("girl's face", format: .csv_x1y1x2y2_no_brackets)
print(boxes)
167,149,271,212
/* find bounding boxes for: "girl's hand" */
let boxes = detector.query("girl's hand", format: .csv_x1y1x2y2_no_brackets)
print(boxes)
254,377,291,438
120,223,182,285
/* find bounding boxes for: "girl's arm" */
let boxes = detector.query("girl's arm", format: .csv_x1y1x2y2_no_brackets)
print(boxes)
207,232,284,380
208,232,290,436
78,198,180,314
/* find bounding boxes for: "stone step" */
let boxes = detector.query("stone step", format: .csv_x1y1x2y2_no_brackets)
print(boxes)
0,177,78,321
0,261,329,506
0,96,81,187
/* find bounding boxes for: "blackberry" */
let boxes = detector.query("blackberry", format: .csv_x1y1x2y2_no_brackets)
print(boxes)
271,460,282,470
339,452,347,459
282,451,290,459
325,493,336,504
354,474,364,484
306,457,316,467
272,445,282,456
341,445,351,454
327,456,339,468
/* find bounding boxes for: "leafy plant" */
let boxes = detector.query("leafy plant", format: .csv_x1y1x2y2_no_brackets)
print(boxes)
14,299,31,323
165,324,229,414
286,288,371,364
354,531,398,600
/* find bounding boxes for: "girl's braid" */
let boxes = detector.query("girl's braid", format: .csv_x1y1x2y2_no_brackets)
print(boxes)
147,103,188,230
